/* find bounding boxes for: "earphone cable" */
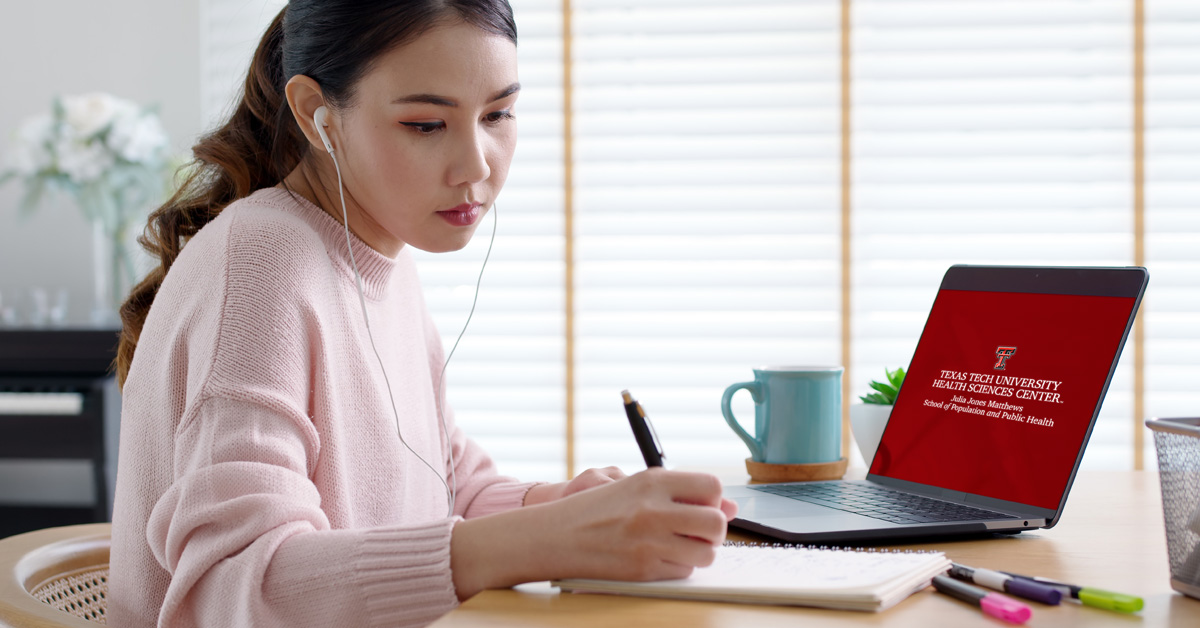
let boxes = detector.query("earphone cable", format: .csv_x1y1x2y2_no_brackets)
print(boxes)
435,201,497,517
330,151,460,518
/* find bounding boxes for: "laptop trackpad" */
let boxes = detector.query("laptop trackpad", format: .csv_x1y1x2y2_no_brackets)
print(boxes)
731,493,845,519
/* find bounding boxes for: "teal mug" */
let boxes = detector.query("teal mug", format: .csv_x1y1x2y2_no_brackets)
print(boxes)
721,366,843,464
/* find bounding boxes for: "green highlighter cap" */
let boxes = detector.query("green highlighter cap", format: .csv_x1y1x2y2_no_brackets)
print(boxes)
1078,588,1144,613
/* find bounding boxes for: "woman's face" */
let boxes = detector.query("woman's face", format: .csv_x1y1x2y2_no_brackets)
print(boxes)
327,20,518,255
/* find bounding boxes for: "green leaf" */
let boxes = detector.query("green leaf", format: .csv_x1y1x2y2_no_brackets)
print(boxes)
868,380,898,399
859,392,891,405
887,367,906,389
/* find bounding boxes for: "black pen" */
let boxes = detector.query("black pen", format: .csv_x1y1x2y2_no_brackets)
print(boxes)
621,390,664,467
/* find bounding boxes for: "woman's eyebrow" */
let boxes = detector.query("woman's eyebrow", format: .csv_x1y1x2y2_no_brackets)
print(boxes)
391,82,521,107
489,82,521,103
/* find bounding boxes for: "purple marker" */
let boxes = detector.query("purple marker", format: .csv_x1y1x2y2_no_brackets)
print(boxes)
949,563,1063,605
933,575,1032,624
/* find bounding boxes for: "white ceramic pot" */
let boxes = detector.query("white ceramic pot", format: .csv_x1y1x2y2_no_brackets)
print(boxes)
849,403,892,466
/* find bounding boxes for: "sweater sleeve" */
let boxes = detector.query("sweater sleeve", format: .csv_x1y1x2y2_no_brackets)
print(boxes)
147,395,461,628
444,418,544,519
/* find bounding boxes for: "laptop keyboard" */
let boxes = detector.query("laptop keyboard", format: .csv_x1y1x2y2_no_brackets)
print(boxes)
750,482,1014,525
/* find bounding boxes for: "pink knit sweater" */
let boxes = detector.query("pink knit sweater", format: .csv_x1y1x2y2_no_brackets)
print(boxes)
109,187,537,628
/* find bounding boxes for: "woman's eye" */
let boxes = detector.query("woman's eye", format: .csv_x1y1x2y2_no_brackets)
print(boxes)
400,121,444,134
485,110,515,124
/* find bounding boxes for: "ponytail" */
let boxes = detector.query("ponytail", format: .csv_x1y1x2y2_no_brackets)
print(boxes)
115,7,305,387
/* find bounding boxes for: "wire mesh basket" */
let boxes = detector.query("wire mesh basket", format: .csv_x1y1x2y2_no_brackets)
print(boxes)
1146,417,1200,600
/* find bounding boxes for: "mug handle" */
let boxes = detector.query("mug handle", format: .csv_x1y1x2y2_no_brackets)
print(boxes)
721,381,764,462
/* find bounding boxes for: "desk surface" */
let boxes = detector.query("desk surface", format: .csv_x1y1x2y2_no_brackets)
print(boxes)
433,470,1200,627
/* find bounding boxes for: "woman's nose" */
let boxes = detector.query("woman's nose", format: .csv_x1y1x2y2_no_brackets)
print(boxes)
449,128,491,186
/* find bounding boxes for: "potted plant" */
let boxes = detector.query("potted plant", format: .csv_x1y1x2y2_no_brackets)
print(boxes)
850,367,905,466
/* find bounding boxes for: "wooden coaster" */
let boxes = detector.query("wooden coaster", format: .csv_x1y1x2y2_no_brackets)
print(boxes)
745,457,848,483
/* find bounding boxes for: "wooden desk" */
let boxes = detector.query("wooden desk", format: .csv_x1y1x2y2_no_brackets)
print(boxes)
433,471,1200,627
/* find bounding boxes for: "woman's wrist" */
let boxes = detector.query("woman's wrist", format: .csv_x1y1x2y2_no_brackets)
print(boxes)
523,467,627,507
449,502,565,600
521,481,563,506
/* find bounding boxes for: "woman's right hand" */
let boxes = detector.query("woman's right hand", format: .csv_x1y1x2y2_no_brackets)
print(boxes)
540,468,735,581
450,468,736,599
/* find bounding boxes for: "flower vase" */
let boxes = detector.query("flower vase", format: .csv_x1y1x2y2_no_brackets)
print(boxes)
89,218,135,327
3,93,169,327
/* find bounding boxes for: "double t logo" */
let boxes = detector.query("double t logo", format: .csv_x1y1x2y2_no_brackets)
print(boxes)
994,346,1017,370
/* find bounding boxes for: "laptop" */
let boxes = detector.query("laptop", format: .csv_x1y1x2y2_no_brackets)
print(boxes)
724,265,1149,543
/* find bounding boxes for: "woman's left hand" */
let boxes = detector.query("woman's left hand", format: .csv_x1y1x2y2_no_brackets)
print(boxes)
524,466,627,506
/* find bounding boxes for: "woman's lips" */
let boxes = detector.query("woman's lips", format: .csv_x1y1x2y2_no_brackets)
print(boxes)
437,203,481,227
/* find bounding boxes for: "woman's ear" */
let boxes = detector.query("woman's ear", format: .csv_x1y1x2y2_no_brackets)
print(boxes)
284,75,333,152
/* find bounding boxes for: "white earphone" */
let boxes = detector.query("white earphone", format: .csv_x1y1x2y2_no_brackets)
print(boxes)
313,105,334,153
312,105,497,518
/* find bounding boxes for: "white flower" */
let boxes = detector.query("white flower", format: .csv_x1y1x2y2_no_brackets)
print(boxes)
6,112,54,176
108,112,168,164
62,93,135,139
54,133,114,184
4,92,170,213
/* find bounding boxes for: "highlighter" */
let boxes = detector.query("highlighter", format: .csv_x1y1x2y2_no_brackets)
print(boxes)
932,575,1031,624
1000,572,1143,613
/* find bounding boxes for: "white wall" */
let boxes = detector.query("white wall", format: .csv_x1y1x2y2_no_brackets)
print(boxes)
0,0,202,326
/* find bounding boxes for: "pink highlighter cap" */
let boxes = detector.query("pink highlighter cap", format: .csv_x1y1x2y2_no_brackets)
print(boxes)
981,593,1032,624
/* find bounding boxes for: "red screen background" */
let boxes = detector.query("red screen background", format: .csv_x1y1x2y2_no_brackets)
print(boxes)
868,289,1136,510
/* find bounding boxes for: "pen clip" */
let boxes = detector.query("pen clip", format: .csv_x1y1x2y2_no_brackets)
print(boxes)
638,401,665,462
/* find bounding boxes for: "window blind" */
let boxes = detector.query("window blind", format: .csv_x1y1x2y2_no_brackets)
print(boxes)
570,0,842,474
1144,0,1200,470
851,0,1137,469
199,0,287,130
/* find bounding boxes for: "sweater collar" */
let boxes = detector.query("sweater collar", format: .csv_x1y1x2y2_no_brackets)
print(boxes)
256,187,397,300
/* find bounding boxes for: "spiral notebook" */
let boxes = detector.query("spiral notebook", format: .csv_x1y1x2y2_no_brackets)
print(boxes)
552,543,950,612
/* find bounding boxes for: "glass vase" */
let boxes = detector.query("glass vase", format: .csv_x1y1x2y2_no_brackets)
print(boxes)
89,218,135,327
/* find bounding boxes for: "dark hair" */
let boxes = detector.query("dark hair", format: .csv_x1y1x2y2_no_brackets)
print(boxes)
116,0,517,387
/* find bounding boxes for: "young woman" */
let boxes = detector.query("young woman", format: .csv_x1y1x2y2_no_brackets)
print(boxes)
109,2,736,626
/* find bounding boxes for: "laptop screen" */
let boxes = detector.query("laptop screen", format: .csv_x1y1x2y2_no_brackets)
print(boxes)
868,287,1137,510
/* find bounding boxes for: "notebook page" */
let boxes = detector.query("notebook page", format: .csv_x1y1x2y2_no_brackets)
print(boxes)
686,544,942,592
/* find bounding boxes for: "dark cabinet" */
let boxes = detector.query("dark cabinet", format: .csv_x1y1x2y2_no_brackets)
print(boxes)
0,329,120,538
